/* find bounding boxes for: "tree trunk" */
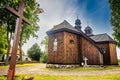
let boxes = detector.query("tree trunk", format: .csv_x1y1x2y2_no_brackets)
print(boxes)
5,32,12,65
19,28,23,64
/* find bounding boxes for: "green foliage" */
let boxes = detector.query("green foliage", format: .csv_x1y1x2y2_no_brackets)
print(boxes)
118,59,120,65
41,52,47,63
40,36,48,63
1,74,120,80
109,0,120,47
41,36,48,52
0,0,43,63
12,0,19,3
27,43,42,61
0,27,7,58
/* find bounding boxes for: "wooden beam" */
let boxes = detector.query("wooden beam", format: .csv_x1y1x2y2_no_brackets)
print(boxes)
3,5,31,25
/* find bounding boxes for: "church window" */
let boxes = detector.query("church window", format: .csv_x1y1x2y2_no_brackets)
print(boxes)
53,38,57,51
100,46,106,54
86,30,90,34
70,40,74,44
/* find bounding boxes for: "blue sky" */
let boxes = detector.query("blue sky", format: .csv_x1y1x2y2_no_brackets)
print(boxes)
22,0,120,58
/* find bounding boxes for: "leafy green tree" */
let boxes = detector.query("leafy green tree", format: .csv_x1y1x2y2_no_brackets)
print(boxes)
18,1,43,63
27,43,41,61
109,0,120,47
41,36,48,53
0,27,7,59
0,0,43,64
0,0,16,64
41,36,48,63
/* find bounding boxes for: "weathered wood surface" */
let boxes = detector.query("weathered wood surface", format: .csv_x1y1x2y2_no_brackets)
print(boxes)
80,36,100,65
109,43,118,65
47,31,118,65
48,32,64,64
64,32,79,64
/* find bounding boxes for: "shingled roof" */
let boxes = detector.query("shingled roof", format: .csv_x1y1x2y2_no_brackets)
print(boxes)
89,33,116,43
47,20,116,45
46,20,80,34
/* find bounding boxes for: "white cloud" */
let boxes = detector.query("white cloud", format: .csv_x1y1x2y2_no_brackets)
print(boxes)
22,0,120,59
23,0,84,53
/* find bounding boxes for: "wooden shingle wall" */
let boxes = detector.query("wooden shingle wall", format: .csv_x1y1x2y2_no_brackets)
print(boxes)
64,32,79,64
80,36,100,65
47,32,64,64
109,43,118,65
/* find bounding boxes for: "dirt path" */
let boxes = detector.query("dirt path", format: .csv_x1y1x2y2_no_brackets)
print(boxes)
0,64,120,76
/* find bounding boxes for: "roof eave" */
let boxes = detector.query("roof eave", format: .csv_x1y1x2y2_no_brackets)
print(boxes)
46,28,80,35
95,41,117,44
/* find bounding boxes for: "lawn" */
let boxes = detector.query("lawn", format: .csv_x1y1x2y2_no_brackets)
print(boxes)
0,74,120,80
0,62,120,80
0,63,41,68
42,65,120,72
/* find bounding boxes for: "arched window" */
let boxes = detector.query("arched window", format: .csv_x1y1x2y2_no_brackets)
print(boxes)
100,46,106,54
53,38,57,51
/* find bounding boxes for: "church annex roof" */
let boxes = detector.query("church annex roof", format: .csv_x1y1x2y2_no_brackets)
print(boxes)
89,33,116,43
46,20,80,35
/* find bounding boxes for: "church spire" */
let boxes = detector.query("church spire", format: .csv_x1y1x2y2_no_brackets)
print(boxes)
75,17,82,31
84,23,93,36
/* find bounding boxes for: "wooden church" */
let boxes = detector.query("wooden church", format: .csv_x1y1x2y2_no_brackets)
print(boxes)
46,18,118,66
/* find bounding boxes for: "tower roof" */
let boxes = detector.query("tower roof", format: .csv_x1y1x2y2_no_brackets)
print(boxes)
84,25,93,31
75,18,81,25
84,25,93,36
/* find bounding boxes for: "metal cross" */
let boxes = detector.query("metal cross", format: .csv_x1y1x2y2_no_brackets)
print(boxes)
83,57,88,66
3,1,31,80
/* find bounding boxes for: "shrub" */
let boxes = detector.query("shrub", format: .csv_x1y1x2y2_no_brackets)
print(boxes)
41,52,47,63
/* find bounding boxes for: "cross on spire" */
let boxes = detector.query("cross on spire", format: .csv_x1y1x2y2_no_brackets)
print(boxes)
77,16,78,19
3,1,31,80
87,21,89,26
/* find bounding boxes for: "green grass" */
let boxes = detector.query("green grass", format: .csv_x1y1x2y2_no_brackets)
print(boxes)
42,65,120,72
0,74,120,80
0,63,41,69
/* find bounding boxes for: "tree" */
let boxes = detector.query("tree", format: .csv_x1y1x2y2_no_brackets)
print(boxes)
109,0,120,47
40,36,48,63
27,43,41,61
18,1,43,63
0,27,7,59
0,0,16,64
0,0,43,64
41,36,48,53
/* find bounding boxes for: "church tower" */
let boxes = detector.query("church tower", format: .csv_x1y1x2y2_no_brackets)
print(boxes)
75,18,82,31
84,25,93,36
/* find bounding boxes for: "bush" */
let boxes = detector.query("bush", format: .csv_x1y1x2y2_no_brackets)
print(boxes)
118,59,120,65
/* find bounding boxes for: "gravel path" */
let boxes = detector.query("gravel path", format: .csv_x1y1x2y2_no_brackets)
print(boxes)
0,64,120,76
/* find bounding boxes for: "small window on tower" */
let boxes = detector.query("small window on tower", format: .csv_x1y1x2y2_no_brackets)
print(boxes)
70,40,74,44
